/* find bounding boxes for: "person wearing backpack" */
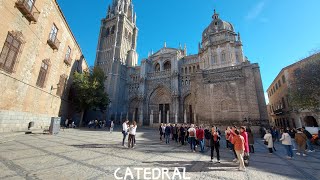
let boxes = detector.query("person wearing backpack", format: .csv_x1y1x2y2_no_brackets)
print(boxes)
302,127,315,152
188,124,197,152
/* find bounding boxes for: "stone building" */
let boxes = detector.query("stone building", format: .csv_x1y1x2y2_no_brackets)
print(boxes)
0,0,88,132
267,53,320,128
95,1,268,128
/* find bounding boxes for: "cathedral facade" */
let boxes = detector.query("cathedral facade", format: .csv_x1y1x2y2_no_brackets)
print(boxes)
95,0,268,128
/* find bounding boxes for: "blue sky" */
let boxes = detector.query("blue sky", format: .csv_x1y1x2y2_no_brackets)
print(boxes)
57,0,320,102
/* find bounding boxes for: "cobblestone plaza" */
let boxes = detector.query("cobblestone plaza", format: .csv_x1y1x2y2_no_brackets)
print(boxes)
0,128,319,180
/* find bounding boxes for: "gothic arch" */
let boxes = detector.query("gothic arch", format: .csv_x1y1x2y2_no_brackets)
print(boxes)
163,60,171,71
154,62,160,72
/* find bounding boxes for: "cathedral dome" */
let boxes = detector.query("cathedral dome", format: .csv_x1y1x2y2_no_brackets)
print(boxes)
202,10,234,39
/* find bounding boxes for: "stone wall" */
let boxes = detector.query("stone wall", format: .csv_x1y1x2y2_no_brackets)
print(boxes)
0,0,88,132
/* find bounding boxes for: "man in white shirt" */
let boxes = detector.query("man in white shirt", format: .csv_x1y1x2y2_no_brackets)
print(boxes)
122,120,129,146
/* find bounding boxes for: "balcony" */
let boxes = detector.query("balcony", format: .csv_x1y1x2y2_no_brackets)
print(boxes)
15,0,40,23
64,56,72,66
147,70,171,80
273,109,284,116
47,34,60,51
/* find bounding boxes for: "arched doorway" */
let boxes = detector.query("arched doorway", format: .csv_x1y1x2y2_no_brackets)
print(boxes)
304,116,319,127
128,98,140,123
149,87,171,124
183,94,193,124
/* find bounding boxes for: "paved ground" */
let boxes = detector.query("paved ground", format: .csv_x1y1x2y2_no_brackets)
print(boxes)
0,127,320,180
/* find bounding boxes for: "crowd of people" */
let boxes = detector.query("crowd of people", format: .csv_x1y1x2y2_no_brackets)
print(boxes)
263,126,316,158
158,123,254,171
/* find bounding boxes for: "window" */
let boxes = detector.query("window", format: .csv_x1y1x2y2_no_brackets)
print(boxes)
275,83,278,90
221,52,226,62
36,60,49,88
282,97,286,109
211,53,217,64
106,28,110,37
155,63,160,72
65,46,71,64
278,80,281,87
111,26,115,34
26,0,35,11
0,32,22,73
282,75,286,84
56,74,67,97
49,24,58,42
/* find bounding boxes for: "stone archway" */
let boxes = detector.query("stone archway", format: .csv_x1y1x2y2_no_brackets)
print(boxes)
149,87,171,124
304,116,319,127
128,98,140,123
183,94,193,124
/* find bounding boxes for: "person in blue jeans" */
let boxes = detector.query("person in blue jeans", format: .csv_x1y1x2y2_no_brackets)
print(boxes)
197,126,205,152
302,127,315,152
122,120,129,146
188,124,197,152
280,129,293,159
165,124,171,144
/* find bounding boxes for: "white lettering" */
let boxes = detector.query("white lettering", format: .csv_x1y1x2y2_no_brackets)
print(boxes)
124,167,134,180
143,168,152,180
114,168,123,180
172,167,182,179
162,168,170,180
152,168,161,180
135,168,143,180
182,167,191,180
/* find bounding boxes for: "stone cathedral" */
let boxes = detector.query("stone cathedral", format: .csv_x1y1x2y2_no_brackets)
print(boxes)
95,0,268,128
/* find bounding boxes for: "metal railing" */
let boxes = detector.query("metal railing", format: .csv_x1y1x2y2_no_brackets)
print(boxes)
15,0,40,23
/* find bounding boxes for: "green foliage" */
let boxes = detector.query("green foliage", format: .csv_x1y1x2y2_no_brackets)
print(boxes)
72,67,110,113
289,56,320,111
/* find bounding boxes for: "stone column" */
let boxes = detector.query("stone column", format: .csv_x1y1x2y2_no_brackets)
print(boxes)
150,110,154,126
184,109,187,124
167,111,170,124
120,112,123,123
159,111,161,124
132,111,135,122
194,113,197,125
115,112,118,124
139,110,143,126
175,111,178,124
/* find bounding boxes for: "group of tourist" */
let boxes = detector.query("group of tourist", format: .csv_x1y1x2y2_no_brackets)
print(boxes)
122,120,137,148
158,123,254,171
263,126,315,158
88,119,114,132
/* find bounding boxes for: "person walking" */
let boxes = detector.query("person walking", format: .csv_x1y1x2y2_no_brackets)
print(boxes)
188,124,197,152
302,127,315,152
232,130,246,171
280,129,293,159
159,123,164,141
264,130,274,154
110,120,114,133
295,128,307,156
165,124,171,144
197,125,205,153
225,127,230,149
172,124,178,142
240,127,249,155
210,126,220,163
128,121,137,148
122,120,129,146
247,128,255,153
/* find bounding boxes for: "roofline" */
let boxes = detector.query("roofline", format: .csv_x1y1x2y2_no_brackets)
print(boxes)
53,0,88,67
266,52,320,92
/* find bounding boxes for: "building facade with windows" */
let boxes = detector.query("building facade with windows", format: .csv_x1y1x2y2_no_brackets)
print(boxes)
95,1,268,129
267,53,320,128
0,0,88,132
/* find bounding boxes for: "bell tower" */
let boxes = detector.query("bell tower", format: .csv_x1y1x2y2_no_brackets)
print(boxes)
95,0,138,120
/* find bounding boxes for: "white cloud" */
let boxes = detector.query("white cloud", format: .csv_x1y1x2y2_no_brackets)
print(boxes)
264,92,269,104
246,1,266,20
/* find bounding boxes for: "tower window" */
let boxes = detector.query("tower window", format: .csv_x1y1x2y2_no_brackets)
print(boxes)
111,26,115,34
214,22,218,25
106,28,110,37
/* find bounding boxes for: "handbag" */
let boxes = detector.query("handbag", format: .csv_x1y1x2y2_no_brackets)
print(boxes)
264,140,268,145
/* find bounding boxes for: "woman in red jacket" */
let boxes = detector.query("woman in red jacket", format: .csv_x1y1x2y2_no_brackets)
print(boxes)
240,126,249,155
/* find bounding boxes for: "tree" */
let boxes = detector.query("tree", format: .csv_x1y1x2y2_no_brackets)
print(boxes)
289,55,320,111
72,67,110,126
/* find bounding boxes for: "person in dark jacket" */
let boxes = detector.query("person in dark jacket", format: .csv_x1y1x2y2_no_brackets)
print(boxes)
247,128,254,153
159,123,164,141
180,124,186,145
165,124,171,144
210,126,221,163
302,127,314,152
